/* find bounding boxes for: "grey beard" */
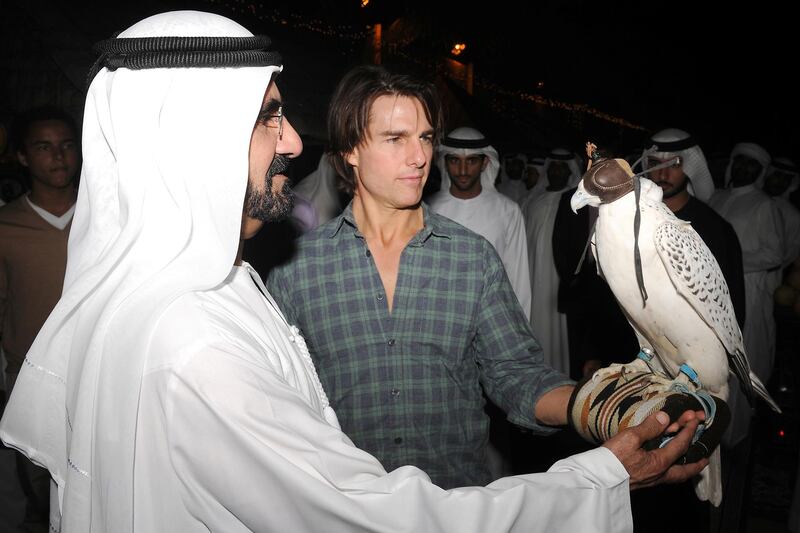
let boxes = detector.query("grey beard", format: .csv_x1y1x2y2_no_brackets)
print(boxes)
245,154,294,222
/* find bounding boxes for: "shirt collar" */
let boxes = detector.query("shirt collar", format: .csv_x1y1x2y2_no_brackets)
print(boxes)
328,201,451,245
25,195,75,230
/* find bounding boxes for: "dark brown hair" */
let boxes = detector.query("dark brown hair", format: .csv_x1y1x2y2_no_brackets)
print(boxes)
12,105,79,154
326,65,442,195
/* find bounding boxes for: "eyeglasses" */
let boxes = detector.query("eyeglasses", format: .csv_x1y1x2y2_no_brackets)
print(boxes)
265,105,284,140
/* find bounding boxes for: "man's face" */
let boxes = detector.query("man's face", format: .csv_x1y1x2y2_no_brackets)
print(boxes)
445,153,487,195
546,161,571,190
730,154,762,187
17,119,79,191
243,82,303,237
505,158,524,180
346,94,434,209
524,164,540,189
646,155,687,199
763,170,793,197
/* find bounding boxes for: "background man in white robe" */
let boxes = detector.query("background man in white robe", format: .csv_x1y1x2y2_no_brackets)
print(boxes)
762,157,800,267
522,155,546,204
431,127,532,319
497,152,529,205
522,148,583,374
710,142,782,442
0,11,707,533
642,129,745,327
709,142,783,532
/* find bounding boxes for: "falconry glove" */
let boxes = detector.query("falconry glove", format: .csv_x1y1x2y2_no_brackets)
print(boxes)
568,361,730,464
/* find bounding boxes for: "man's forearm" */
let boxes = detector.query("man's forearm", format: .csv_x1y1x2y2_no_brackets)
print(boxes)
534,385,575,426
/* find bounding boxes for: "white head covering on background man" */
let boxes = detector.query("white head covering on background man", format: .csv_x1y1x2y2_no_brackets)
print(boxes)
543,148,583,190
643,128,715,202
435,127,500,192
763,157,800,267
521,147,581,210
724,142,771,188
518,147,581,375
518,156,547,207
500,153,528,180
497,152,528,204
0,11,282,531
526,156,546,182
765,157,800,200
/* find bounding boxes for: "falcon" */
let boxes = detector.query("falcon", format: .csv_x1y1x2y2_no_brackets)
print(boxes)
569,153,780,505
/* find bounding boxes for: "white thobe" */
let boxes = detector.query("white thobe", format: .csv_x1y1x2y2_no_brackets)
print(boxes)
775,196,800,267
710,185,783,445
126,264,632,532
520,184,547,212
429,191,532,320
497,178,529,206
522,189,570,374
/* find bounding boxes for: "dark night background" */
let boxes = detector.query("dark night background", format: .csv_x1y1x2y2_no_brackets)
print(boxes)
1,0,797,164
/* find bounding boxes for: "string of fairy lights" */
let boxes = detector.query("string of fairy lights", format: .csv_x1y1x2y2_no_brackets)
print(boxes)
203,0,371,45
203,0,646,131
479,81,647,131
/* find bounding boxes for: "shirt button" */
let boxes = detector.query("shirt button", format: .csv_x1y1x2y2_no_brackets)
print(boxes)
394,437,403,444
377,293,384,301
365,249,372,257
391,388,400,397
387,338,395,346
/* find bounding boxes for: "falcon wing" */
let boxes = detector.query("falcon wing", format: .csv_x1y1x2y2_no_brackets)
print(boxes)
654,221,753,391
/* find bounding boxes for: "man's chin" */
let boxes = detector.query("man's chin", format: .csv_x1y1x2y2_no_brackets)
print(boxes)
662,186,689,200
244,188,294,223
263,191,295,222
452,182,478,193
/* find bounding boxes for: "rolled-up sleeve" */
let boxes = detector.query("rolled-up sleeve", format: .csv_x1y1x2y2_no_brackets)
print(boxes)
473,243,574,433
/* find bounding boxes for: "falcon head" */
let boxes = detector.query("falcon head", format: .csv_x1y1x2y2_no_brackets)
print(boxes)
570,158,636,213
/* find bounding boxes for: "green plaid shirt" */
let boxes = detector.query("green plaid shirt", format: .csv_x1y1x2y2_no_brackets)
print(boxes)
267,202,573,488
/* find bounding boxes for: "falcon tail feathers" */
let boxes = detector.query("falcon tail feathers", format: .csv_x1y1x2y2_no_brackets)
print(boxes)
694,447,722,506
750,372,782,413
728,349,756,404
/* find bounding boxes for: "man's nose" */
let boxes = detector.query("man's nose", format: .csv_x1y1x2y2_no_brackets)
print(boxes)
278,118,303,159
407,139,427,168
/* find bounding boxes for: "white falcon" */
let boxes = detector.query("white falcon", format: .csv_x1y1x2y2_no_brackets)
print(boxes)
570,156,780,505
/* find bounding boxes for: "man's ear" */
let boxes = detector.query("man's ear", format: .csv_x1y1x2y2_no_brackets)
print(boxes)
17,150,29,168
346,147,359,168
481,157,489,171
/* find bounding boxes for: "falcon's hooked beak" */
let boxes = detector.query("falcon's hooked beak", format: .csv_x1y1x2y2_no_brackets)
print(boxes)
570,180,601,213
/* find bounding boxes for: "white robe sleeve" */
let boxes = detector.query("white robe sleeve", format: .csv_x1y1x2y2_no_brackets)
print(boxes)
167,344,632,533
504,206,532,320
